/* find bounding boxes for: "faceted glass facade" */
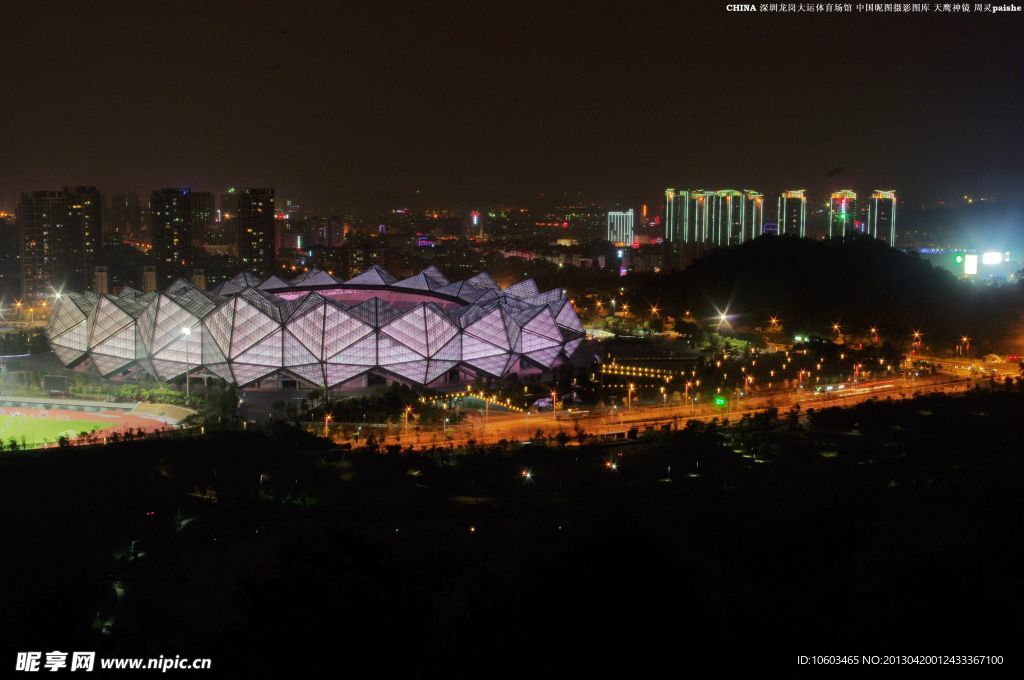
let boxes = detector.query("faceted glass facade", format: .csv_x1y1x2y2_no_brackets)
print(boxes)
46,266,585,388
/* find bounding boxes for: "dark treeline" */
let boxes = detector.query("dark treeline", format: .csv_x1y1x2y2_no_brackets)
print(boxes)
2,388,1023,676
628,236,1024,353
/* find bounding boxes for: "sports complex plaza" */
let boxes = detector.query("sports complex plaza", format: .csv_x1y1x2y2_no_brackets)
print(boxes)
44,265,585,391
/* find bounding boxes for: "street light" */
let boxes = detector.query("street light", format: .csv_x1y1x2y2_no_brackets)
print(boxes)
181,326,192,398
627,383,635,412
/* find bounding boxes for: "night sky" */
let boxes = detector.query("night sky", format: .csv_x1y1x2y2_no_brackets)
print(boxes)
2,1,1022,209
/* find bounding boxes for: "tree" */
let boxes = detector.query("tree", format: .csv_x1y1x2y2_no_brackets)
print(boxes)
787,403,802,430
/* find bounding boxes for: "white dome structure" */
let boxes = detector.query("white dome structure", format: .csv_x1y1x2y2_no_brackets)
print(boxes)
46,266,584,388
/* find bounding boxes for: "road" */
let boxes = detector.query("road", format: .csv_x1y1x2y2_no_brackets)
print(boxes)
914,354,1020,380
333,372,984,450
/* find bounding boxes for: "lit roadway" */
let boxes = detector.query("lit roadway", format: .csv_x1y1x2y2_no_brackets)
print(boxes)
338,372,986,450
913,354,1020,380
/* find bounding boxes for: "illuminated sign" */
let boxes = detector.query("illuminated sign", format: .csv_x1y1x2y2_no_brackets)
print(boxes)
981,251,1003,265
964,254,978,275
714,395,728,407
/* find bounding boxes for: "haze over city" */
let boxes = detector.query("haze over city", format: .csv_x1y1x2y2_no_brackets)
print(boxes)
2,1,1022,210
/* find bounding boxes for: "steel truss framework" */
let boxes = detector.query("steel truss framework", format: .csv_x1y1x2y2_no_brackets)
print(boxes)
46,266,585,388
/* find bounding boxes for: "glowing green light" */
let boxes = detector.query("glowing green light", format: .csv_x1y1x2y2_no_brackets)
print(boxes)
954,254,964,264
714,395,728,407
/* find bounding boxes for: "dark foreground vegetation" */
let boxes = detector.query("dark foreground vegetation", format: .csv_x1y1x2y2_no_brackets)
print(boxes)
2,388,1023,677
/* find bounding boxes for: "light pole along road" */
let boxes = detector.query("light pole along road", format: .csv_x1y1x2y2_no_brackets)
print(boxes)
328,372,983,450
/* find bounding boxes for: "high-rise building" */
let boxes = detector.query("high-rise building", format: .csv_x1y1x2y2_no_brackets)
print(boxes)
868,190,897,247
0,213,19,299
109,192,143,241
664,188,687,246
220,188,239,219
606,209,634,246
190,191,215,237
63,186,102,291
664,188,713,269
690,190,712,244
708,190,762,245
777,189,807,237
665,187,762,266
709,190,742,246
238,188,276,278
743,190,764,242
828,190,857,239
150,188,193,283
18,191,66,300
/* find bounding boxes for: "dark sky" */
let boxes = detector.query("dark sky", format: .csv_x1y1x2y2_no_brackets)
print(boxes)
2,0,1022,210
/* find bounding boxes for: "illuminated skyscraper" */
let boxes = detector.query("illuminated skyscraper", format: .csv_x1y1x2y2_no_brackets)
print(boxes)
190,191,215,236
690,190,711,243
709,190,762,245
664,188,689,270
743,190,764,241
868,190,896,247
150,188,193,283
18,188,103,298
665,188,687,244
238,188,276,278
828,190,857,239
777,189,807,237
0,214,18,299
710,190,742,246
606,209,634,246
663,188,713,268
63,186,102,291
664,187,762,266
18,191,66,299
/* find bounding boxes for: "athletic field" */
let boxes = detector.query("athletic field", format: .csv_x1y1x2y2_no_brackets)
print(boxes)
0,406,170,449
0,414,110,447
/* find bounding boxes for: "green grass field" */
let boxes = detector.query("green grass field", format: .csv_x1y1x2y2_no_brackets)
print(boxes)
0,414,111,447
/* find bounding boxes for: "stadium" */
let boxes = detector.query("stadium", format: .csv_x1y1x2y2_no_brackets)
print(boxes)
44,266,584,390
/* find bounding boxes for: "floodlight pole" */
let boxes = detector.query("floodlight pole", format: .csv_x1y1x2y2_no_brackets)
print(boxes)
182,326,192,399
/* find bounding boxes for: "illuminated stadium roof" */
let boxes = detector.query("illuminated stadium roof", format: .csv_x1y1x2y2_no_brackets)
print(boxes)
46,266,585,388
